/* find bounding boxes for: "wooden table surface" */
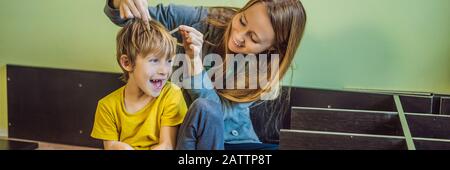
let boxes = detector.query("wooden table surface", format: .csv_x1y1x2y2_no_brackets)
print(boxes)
0,138,38,150
0,137,99,150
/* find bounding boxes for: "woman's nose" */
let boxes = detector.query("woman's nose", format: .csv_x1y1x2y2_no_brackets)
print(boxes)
235,30,246,43
237,37,244,44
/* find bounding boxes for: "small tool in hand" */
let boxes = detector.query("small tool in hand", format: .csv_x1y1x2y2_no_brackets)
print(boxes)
169,26,215,47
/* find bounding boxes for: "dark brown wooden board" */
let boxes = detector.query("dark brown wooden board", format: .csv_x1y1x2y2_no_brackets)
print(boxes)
0,139,38,150
290,108,403,136
400,95,432,114
279,130,406,150
414,138,450,150
406,114,450,140
441,97,450,115
290,88,396,112
7,65,124,148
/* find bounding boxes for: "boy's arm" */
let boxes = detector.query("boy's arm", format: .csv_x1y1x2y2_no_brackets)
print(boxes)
103,141,134,150
151,126,178,150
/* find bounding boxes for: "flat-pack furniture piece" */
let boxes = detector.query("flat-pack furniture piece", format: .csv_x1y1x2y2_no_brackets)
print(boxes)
280,88,450,150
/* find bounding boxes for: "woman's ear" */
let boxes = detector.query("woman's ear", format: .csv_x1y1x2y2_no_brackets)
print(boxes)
120,55,134,72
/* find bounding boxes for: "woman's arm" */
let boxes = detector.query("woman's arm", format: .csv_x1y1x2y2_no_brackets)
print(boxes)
151,126,178,150
179,25,221,104
103,141,134,150
105,0,208,31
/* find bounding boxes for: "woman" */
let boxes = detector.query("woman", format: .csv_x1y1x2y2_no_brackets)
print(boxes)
105,0,307,150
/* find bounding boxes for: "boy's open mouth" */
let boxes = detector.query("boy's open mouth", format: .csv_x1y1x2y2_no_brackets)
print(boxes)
149,79,165,90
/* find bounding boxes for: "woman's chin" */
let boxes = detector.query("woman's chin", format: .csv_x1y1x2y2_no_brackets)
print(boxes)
227,44,239,54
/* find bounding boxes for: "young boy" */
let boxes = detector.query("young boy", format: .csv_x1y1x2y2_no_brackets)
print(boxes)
91,19,187,150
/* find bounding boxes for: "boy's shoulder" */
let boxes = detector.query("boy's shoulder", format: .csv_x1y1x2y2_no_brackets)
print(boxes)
167,82,182,90
160,82,183,96
157,82,186,104
98,86,125,106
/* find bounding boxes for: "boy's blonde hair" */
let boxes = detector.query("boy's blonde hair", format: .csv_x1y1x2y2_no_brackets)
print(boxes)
116,19,177,82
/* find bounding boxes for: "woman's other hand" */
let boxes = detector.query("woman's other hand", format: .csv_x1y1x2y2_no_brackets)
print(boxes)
112,0,151,23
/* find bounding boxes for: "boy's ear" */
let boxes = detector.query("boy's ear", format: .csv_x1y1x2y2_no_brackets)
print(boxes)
120,55,134,72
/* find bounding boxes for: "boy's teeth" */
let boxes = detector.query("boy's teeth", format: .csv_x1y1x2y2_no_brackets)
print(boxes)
150,79,164,88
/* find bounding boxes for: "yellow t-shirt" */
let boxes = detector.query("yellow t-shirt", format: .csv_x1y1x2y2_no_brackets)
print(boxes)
90,82,187,150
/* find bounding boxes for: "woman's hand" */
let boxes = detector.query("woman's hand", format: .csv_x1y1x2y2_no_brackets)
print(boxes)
180,25,203,59
179,25,204,76
112,0,151,22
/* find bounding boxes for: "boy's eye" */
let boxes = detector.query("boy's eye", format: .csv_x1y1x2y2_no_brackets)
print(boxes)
149,59,159,63
167,59,173,63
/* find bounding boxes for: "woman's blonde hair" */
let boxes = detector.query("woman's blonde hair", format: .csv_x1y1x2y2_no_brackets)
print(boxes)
116,19,177,82
206,0,307,102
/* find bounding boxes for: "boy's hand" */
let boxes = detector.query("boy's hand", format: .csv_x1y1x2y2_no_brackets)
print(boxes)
112,0,151,23
103,141,134,150
179,25,204,60
151,143,174,150
151,126,178,150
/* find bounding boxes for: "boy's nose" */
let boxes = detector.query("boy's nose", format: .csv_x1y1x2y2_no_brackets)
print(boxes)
157,65,169,75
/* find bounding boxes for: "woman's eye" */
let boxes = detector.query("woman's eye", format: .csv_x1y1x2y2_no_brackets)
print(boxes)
240,16,246,26
167,59,173,63
251,36,257,43
149,59,158,63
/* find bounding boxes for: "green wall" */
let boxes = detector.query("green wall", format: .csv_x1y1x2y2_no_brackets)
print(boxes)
295,0,450,94
1,0,450,136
